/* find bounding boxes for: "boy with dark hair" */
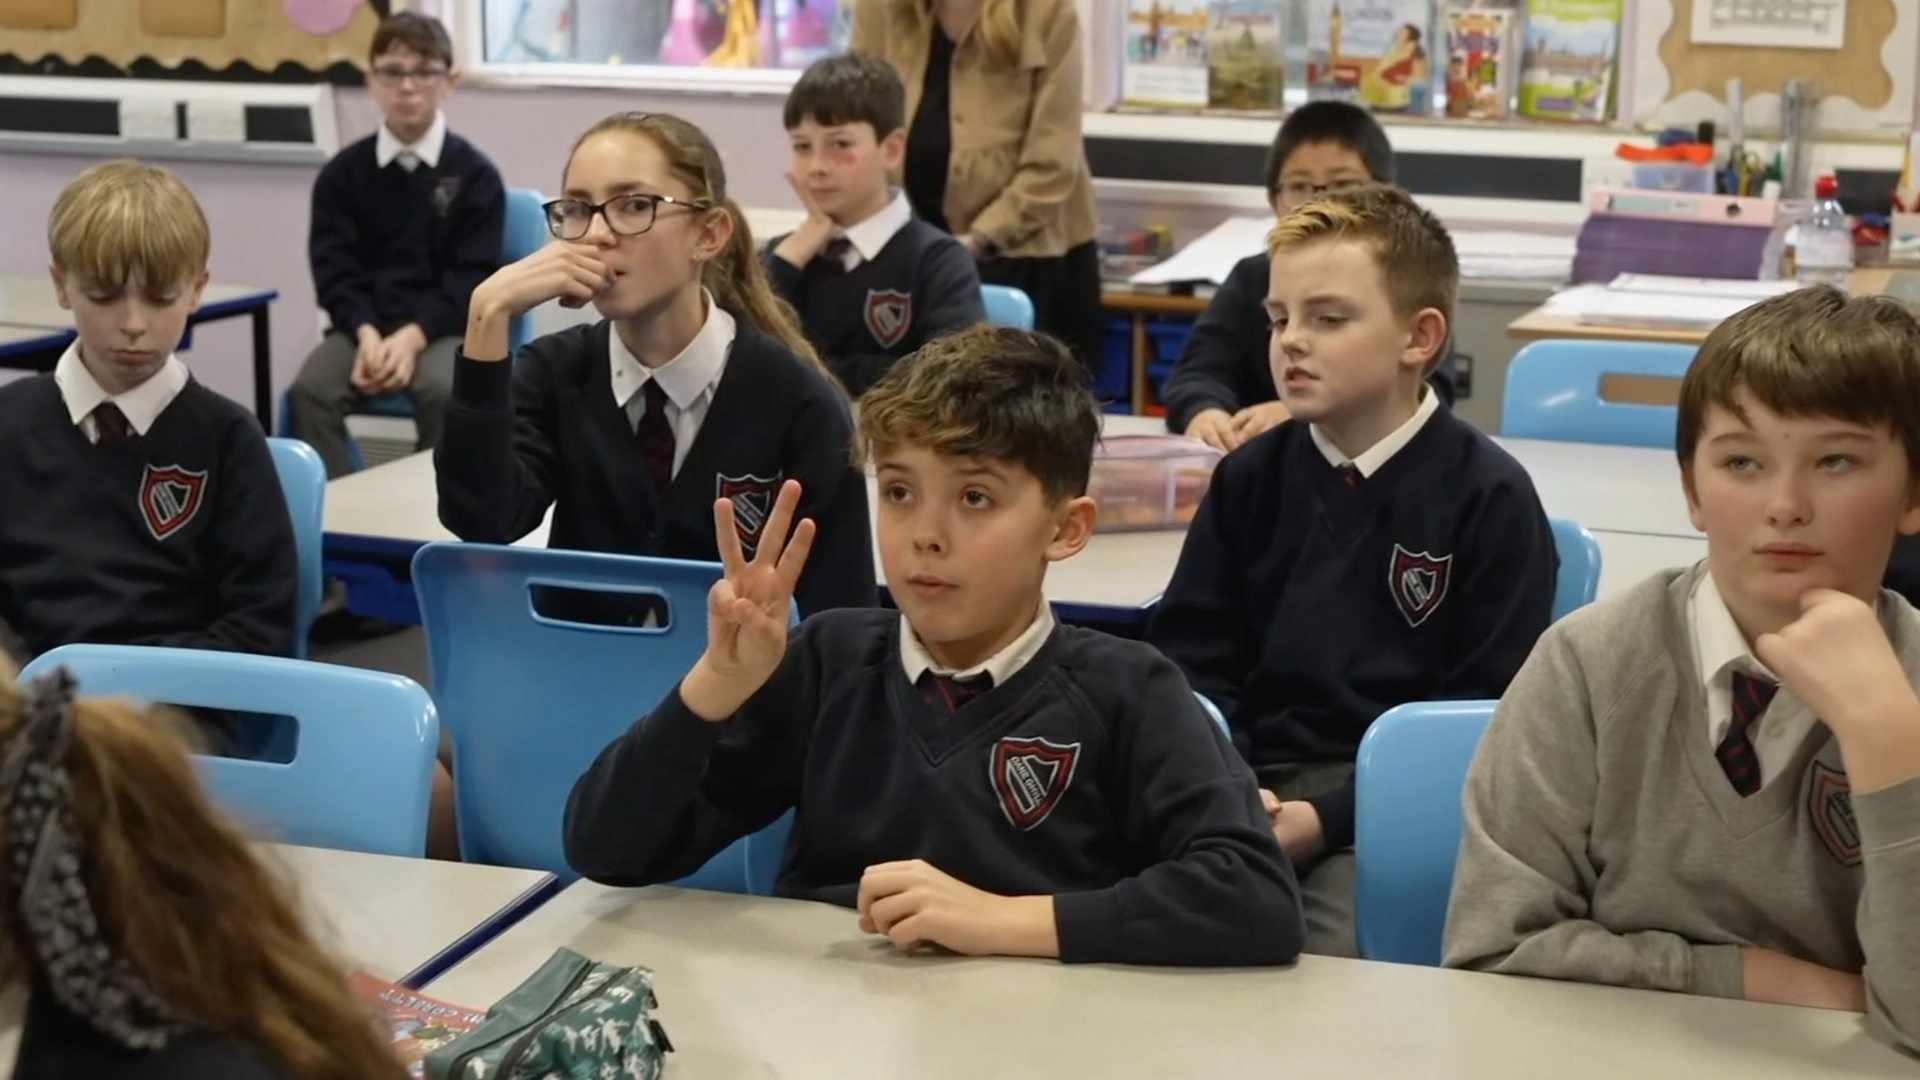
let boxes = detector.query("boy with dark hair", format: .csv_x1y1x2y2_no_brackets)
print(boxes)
1150,184,1556,957
1162,102,1456,451
566,325,1301,967
765,51,985,396
289,10,505,478
1446,287,1920,1052
0,160,295,660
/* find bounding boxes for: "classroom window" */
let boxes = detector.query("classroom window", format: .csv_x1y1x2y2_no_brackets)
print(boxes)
477,0,848,73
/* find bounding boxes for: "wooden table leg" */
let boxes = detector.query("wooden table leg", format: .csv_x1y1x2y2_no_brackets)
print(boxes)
1130,314,1149,415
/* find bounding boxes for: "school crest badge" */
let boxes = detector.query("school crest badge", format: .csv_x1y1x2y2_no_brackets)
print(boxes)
715,471,783,556
139,464,207,541
864,289,913,349
990,736,1081,831
1807,761,1861,867
1388,543,1452,628
432,176,462,216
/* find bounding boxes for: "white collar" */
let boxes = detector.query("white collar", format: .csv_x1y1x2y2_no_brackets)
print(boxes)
1310,387,1440,477
1690,570,1772,691
900,601,1056,686
837,190,914,266
0,978,27,1080
375,110,447,169
608,293,737,411
53,342,189,436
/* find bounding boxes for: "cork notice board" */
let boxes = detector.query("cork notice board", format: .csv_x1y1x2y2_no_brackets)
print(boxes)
1633,0,1918,132
0,0,77,30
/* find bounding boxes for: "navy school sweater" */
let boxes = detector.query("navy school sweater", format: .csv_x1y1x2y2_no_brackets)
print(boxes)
435,320,875,617
309,131,505,341
1147,407,1556,850
763,218,985,396
564,609,1303,967
1160,253,1461,433
0,376,296,660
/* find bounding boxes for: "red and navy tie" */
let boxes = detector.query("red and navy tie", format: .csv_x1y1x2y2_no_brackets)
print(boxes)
917,670,993,713
1717,672,1778,797
92,402,131,445
636,380,675,495
1337,463,1362,488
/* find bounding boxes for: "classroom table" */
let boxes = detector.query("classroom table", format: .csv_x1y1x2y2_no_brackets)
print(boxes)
0,273,279,427
262,843,559,989
322,421,1705,626
422,882,1914,1079
1506,266,1920,346
1499,437,1693,538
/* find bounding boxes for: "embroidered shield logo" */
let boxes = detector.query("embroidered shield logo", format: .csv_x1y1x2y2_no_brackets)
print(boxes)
864,288,913,349
715,472,783,556
139,464,207,542
1388,543,1453,628
432,176,462,216
990,736,1081,831
1808,760,1861,867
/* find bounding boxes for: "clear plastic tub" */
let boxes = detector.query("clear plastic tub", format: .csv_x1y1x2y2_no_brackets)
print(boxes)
1087,435,1224,531
1632,162,1714,194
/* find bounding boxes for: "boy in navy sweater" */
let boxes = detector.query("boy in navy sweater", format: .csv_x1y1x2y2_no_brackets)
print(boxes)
764,52,984,396
0,161,295,662
1161,102,1458,451
1148,184,1555,957
288,11,504,478
566,326,1301,967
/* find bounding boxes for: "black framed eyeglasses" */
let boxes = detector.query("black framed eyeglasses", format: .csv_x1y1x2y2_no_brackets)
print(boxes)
1277,177,1370,203
369,64,449,86
543,193,714,240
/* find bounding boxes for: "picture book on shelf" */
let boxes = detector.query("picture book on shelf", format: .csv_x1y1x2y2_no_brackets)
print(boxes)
1444,8,1516,119
1207,1,1286,110
1123,0,1213,108
351,972,488,1080
1516,0,1622,122
1307,0,1434,113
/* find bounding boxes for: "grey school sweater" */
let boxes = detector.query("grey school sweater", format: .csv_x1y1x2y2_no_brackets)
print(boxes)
1442,564,1920,1052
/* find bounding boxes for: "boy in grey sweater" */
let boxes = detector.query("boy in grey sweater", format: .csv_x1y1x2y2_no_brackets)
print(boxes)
1443,287,1920,1052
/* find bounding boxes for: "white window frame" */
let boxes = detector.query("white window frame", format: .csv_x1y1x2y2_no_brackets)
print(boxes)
446,0,1105,102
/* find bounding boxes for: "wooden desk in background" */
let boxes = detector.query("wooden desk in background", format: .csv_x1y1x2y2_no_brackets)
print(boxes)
1506,267,1920,348
1100,289,1209,414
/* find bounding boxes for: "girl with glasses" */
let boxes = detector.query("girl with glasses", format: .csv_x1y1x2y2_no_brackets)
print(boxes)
436,111,875,619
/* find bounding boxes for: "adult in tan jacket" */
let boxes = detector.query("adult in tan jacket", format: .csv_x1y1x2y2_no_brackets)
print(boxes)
851,0,1104,370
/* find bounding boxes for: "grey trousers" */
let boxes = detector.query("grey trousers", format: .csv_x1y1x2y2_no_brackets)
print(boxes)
1256,760,1359,958
286,331,459,478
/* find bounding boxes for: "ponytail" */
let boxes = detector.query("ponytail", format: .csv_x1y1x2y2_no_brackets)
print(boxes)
706,198,841,390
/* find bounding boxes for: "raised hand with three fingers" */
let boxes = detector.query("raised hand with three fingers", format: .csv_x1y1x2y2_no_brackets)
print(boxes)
679,479,816,722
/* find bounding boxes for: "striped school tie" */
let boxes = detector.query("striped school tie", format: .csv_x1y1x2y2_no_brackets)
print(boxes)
1717,672,1778,797
636,380,674,495
92,402,131,445
1336,463,1362,488
916,670,993,713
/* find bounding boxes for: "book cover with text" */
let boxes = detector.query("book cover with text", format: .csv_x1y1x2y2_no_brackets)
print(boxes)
1307,0,1434,113
1445,8,1516,119
1123,0,1213,108
1517,0,1622,122
1207,1,1286,110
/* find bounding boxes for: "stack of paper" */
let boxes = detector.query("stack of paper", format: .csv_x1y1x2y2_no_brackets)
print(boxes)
1545,274,1799,328
1127,216,1577,287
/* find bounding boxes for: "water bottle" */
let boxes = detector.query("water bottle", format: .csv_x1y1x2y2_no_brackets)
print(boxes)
1795,175,1854,288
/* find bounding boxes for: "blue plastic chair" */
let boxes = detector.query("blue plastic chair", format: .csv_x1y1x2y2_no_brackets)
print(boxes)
265,438,325,657
981,284,1036,330
18,645,439,858
1501,339,1697,449
1547,516,1602,623
292,187,549,466
412,542,795,889
1353,699,1497,966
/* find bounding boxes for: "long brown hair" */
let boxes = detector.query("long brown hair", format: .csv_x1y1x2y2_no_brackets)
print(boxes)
568,111,834,383
0,669,405,1080
890,0,1021,66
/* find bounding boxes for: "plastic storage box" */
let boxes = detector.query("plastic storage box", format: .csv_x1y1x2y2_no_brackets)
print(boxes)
1087,435,1223,531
